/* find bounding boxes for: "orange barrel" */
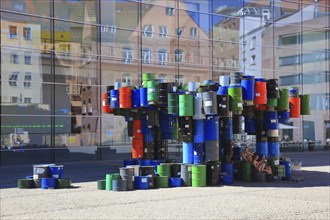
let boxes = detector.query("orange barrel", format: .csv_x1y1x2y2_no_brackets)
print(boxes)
102,92,111,113
119,87,132,108
133,120,143,138
255,104,267,110
289,97,300,118
132,137,144,158
254,78,267,105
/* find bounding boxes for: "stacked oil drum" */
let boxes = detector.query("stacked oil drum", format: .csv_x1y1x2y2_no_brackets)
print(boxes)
18,164,71,189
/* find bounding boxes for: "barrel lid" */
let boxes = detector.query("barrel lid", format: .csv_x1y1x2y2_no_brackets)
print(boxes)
243,75,255,79
255,78,266,82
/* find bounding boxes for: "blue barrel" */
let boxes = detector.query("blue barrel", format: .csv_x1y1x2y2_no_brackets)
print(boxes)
123,159,135,167
169,177,182,187
233,147,242,161
41,177,56,189
151,160,161,172
205,116,219,141
132,89,140,108
143,159,152,166
160,111,172,140
217,86,229,95
278,111,290,124
222,118,234,141
256,142,268,159
280,161,291,179
134,159,144,166
193,143,204,164
245,117,256,134
221,174,234,185
140,87,148,107
268,142,280,158
241,75,255,101
266,111,278,130
144,134,154,142
110,90,119,108
134,176,150,190
222,163,233,174
183,142,194,164
194,119,205,143
188,82,197,92
49,165,64,178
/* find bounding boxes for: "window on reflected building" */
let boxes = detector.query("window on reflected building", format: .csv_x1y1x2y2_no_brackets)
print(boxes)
24,98,32,103
11,96,19,103
142,48,151,64
166,7,175,16
190,27,197,37
159,26,168,38
9,72,19,87
158,49,168,65
250,55,256,66
24,53,32,65
158,74,167,82
143,24,153,38
174,49,184,63
122,73,132,86
250,37,256,50
11,53,19,64
176,27,184,38
24,72,32,88
9,26,18,39
175,75,185,84
122,47,133,64
23,27,32,40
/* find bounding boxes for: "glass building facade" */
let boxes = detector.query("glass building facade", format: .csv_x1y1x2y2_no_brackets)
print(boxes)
1,0,329,165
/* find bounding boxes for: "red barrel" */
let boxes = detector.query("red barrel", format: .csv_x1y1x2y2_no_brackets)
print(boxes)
255,104,267,110
119,87,132,108
102,92,111,113
132,138,144,158
289,97,300,118
254,81,267,105
133,120,143,138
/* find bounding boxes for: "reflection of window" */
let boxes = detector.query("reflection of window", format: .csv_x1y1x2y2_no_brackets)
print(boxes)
23,27,31,40
190,27,197,37
11,96,19,103
122,47,133,63
174,49,184,63
142,48,151,64
279,34,300,45
175,75,184,84
9,72,19,87
158,74,167,82
11,53,19,64
159,26,168,38
166,7,174,16
122,73,132,86
9,26,17,39
24,98,32,103
250,37,256,50
24,72,32,88
250,55,256,65
25,54,31,65
279,55,299,66
143,24,153,37
176,27,184,38
158,49,168,65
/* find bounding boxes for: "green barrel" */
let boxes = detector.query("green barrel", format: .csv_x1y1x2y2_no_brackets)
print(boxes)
97,179,106,190
168,93,179,115
154,176,169,188
278,88,289,111
228,86,243,111
157,164,171,177
142,72,155,81
276,165,286,178
18,179,34,189
173,121,180,140
242,162,252,182
106,173,120,191
179,94,194,116
267,98,278,107
300,94,310,115
192,165,206,187
56,178,72,189
147,80,159,104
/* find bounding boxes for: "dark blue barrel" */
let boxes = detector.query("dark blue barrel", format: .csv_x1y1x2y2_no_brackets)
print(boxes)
280,161,291,179
241,75,255,101
41,177,56,189
144,134,154,142
132,89,140,108
110,90,119,108
233,147,242,161
134,176,150,190
134,159,144,166
140,87,148,107
245,117,256,134
222,163,233,174
194,119,205,143
49,165,64,178
151,160,162,172
256,142,268,159
182,142,194,164
169,177,182,187
123,159,135,167
193,143,204,164
266,111,278,130
205,116,219,141
222,118,233,141
221,174,234,185
268,142,280,158
160,111,172,140
143,159,152,166
278,111,290,124
217,86,229,95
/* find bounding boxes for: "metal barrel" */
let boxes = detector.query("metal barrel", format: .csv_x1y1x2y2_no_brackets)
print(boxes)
289,97,301,118
169,177,182,187
266,79,279,99
182,142,194,164
154,176,169,188
159,83,171,106
233,115,243,134
119,167,134,190
193,143,204,165
33,164,51,180
245,117,256,135
193,93,205,119
127,165,140,176
205,116,219,141
147,80,159,105
139,87,148,107
217,94,231,117
254,78,267,105
256,142,268,159
106,173,120,191
192,165,206,187
194,119,205,143
206,161,221,186
132,89,140,108
278,88,289,111
157,164,171,177
56,178,71,189
134,176,150,190
205,141,219,162
170,164,181,177
241,75,255,101
179,117,193,142
119,87,132,108
242,162,252,182
219,75,230,87
188,82,197,92
114,82,122,90
17,179,35,189
228,85,243,111
168,93,179,115
112,179,128,191
97,179,106,190
300,94,310,115
41,177,56,189
180,164,192,186
179,94,194,117
268,142,280,159
202,91,218,115
266,111,278,130
230,71,243,86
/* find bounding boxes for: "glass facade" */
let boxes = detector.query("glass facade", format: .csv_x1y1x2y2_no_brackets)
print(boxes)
1,0,329,165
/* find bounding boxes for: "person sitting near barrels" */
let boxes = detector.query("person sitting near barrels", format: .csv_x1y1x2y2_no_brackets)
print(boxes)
241,146,254,162
252,154,272,175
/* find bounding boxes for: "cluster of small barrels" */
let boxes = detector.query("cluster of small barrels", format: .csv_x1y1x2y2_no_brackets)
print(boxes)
17,164,71,189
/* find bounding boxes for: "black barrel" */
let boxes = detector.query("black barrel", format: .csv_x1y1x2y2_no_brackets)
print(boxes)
243,105,255,118
144,142,155,159
217,95,231,117
146,110,159,127
208,84,219,92
159,83,171,106
179,117,193,142
252,170,266,182
233,115,243,134
255,110,266,131
205,141,220,162
112,179,128,191
119,167,134,190
180,164,192,186
140,166,156,188
127,120,133,137
170,163,181,177
266,79,279,99
206,161,221,186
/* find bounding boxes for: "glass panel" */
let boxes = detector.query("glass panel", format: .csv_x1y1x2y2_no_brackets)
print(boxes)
1,0,50,16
